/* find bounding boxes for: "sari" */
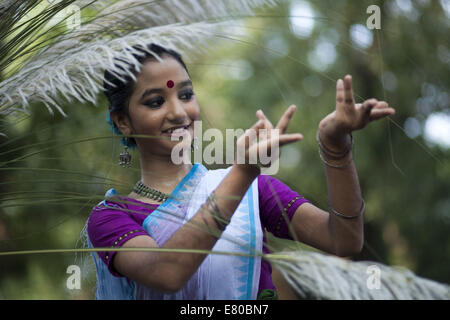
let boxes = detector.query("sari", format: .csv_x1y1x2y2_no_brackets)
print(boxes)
87,163,263,300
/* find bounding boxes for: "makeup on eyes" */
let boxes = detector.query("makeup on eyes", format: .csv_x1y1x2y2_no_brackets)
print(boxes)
143,88,194,108
141,79,192,101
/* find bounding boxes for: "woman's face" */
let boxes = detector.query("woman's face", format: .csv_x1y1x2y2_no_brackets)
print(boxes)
119,55,200,156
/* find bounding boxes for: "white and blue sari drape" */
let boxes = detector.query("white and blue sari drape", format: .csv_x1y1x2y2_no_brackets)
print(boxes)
87,163,263,300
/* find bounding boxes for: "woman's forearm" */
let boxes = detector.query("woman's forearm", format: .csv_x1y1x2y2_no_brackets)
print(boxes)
319,131,364,256
314,75,395,257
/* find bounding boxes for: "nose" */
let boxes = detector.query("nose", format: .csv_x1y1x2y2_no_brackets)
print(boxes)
166,98,189,124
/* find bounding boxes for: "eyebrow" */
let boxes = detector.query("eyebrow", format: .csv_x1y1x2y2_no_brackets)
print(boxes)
140,80,193,100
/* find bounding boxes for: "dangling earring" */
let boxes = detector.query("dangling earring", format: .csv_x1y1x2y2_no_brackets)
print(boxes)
119,137,132,167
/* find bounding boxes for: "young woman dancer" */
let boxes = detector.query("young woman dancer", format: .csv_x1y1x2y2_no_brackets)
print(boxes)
87,43,395,299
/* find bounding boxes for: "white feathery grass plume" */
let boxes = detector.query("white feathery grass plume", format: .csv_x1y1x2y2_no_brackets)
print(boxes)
0,0,279,123
1,23,217,117
267,250,450,300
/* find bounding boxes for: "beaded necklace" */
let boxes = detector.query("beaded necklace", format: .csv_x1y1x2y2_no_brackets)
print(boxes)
132,180,170,203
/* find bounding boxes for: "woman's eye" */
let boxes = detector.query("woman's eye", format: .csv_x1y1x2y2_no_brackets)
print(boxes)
180,90,194,100
143,91,193,108
144,97,164,108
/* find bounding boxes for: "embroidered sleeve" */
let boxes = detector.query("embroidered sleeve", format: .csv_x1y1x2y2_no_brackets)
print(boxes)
87,201,149,277
258,175,311,239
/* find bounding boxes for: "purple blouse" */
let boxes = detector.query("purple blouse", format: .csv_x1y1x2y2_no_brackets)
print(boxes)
87,174,311,296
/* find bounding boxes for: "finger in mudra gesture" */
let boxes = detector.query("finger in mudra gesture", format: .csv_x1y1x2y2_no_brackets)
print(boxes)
236,105,303,169
318,74,396,151
236,74,395,169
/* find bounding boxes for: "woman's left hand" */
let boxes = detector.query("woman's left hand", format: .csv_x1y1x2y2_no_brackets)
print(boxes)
318,75,395,150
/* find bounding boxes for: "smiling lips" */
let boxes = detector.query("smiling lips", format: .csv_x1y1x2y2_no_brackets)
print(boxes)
161,123,192,136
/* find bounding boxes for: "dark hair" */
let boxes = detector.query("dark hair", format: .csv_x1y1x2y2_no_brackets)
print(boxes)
103,43,190,149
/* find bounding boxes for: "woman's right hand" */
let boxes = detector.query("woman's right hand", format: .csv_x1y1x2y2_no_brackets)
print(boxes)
234,105,304,173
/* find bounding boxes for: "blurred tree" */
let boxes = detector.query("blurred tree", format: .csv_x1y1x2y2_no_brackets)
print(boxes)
0,0,449,299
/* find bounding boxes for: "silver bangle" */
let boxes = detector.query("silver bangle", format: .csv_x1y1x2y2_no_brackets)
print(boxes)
317,131,355,168
316,130,353,159
318,147,354,168
328,199,365,219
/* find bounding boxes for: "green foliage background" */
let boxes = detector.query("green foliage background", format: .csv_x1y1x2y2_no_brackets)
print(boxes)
0,0,449,299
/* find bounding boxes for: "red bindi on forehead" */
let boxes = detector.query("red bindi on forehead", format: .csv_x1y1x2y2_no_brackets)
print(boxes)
166,80,174,88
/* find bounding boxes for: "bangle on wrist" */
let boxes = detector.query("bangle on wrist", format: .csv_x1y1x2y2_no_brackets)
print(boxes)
199,203,222,237
318,148,354,168
317,130,355,168
205,192,229,231
316,130,353,159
